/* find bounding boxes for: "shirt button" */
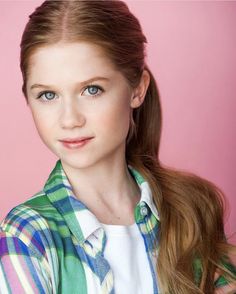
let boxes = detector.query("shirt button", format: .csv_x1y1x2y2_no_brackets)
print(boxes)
140,206,148,216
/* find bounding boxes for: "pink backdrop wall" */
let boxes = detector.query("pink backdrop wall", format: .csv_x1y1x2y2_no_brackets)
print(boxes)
0,1,235,243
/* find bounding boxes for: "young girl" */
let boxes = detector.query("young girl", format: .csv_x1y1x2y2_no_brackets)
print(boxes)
0,1,235,293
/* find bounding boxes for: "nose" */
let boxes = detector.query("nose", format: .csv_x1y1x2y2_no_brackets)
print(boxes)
59,100,86,129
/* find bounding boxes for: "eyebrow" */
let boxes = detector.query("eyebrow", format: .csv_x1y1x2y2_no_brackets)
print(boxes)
30,76,110,91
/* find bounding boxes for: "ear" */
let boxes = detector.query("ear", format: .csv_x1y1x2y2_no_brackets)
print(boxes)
130,69,150,109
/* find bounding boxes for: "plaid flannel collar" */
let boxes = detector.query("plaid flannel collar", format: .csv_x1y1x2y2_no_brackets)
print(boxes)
44,159,160,245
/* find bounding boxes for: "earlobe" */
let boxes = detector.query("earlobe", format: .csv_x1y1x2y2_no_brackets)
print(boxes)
130,69,150,109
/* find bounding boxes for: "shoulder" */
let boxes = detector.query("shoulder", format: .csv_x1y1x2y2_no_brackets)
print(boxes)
1,190,50,231
0,190,56,259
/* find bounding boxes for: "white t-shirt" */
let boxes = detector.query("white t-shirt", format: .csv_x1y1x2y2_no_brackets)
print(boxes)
101,222,154,294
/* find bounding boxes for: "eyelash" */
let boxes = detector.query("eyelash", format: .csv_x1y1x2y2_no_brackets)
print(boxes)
36,84,104,102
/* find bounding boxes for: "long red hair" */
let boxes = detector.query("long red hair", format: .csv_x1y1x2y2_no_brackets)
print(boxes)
20,1,236,292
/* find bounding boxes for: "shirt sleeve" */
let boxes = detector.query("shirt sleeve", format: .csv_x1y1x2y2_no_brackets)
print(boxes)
193,255,236,292
0,204,57,294
213,259,236,293
0,231,52,294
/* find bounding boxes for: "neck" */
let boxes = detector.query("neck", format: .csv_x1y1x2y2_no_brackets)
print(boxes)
61,153,141,224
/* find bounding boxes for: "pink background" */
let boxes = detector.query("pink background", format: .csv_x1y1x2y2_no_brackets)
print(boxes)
0,1,235,244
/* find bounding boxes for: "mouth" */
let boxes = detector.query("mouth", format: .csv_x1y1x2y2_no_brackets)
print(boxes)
59,137,93,149
60,136,93,143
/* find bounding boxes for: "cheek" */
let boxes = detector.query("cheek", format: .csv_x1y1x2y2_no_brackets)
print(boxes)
93,97,130,135
30,109,53,138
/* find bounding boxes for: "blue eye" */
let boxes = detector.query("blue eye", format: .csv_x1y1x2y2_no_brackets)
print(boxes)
83,85,103,97
37,91,56,101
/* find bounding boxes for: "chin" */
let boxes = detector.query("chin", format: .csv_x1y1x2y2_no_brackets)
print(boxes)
60,154,98,170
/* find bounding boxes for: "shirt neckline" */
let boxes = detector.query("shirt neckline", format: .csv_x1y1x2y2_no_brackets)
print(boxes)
100,221,140,236
44,159,160,244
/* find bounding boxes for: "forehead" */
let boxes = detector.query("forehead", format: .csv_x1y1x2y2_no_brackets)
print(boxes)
27,42,117,83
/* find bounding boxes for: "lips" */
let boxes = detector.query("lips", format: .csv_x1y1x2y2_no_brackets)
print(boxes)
59,137,93,143
59,137,93,150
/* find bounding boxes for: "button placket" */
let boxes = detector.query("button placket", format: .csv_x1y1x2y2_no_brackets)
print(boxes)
138,203,159,294
140,203,150,234
140,205,148,217
140,203,158,254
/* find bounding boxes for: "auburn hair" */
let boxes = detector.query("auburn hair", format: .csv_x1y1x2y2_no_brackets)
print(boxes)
20,1,236,292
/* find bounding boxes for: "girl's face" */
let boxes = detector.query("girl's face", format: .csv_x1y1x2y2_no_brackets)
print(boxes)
26,42,143,170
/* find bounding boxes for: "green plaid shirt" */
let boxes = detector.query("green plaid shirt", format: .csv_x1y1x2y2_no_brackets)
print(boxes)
0,159,235,293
